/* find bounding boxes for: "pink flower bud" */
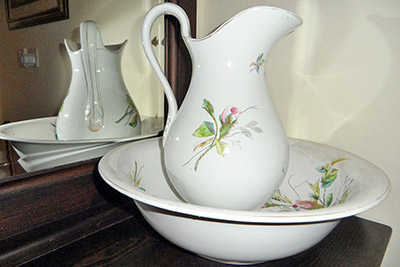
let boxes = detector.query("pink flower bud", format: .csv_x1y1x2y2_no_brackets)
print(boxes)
220,106,240,124
293,201,314,210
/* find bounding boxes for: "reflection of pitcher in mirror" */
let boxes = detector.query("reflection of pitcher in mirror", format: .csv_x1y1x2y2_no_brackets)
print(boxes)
56,20,141,140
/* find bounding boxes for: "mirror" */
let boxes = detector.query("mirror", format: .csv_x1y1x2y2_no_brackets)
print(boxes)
5,0,69,30
0,2,195,264
0,0,175,176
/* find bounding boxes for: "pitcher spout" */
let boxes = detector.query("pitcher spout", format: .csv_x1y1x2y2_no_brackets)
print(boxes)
185,6,302,62
194,6,301,43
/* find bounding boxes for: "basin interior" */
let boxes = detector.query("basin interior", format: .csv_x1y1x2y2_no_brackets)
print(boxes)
108,138,370,214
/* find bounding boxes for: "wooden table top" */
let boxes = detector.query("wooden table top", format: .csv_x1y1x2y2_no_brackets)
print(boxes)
28,211,391,267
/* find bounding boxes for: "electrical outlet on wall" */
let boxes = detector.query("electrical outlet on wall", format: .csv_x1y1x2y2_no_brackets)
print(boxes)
18,47,39,68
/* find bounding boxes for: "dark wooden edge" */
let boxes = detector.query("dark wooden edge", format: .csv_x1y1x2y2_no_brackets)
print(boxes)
165,0,196,107
25,216,394,266
0,1,196,265
5,0,69,30
0,158,132,265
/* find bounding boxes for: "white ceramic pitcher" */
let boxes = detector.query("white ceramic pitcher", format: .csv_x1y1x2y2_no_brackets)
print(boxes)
143,4,302,210
56,21,141,140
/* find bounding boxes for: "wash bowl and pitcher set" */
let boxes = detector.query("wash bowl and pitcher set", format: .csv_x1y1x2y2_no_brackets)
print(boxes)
57,3,303,211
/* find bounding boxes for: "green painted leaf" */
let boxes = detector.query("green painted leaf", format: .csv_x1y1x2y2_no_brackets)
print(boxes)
248,120,263,133
339,190,349,204
129,114,139,127
326,193,333,207
240,128,253,139
271,196,282,202
308,181,320,199
193,121,215,137
315,180,321,196
220,120,236,138
222,113,233,124
216,140,227,156
263,202,283,208
283,194,292,204
252,127,263,133
331,158,348,166
257,53,264,62
202,99,214,115
322,170,338,188
307,182,314,191
245,120,258,127
272,189,292,204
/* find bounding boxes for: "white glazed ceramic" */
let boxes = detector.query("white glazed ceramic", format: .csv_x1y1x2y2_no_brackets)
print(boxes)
98,137,390,264
142,4,303,210
57,20,141,140
0,116,163,172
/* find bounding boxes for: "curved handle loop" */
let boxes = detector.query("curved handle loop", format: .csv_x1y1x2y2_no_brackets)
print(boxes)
142,3,191,146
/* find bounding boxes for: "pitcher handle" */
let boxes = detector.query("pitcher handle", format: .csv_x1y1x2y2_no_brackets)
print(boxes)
142,3,191,146
80,20,105,132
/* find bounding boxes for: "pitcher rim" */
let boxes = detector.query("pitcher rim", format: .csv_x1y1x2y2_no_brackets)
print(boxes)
64,38,128,54
187,6,302,43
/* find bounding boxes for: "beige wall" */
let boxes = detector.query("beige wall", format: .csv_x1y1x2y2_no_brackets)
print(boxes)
0,0,164,123
198,0,399,265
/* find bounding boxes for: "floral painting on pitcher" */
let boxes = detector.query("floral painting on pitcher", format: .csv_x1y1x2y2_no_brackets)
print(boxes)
115,95,140,128
249,53,265,73
184,99,262,171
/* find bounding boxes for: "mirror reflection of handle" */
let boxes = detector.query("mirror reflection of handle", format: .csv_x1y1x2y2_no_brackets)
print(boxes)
80,20,104,132
142,3,191,146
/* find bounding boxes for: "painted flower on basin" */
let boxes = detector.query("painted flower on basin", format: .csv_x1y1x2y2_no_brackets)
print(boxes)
262,158,353,211
130,161,145,191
